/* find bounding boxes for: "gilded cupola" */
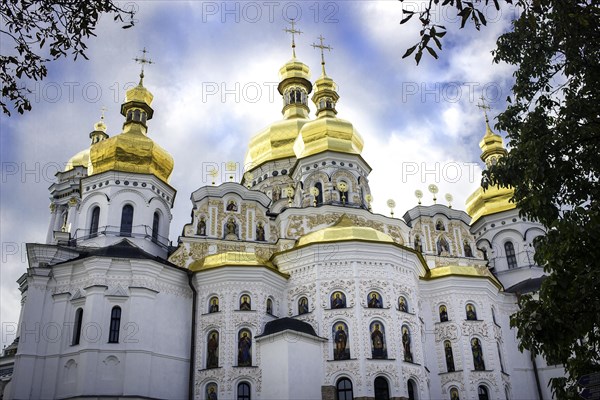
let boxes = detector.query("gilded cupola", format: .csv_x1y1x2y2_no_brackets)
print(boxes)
293,36,363,160
244,21,313,170
89,67,174,184
64,112,109,172
465,110,515,223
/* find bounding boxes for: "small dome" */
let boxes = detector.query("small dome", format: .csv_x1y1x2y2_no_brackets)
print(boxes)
89,128,174,184
293,116,364,160
296,215,393,247
125,81,154,106
64,148,90,171
245,118,311,168
278,58,311,88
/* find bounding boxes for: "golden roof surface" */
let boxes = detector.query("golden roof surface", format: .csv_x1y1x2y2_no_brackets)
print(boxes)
423,264,503,290
89,126,174,184
189,251,281,274
245,118,311,168
65,148,90,171
465,120,514,223
296,215,394,247
294,116,364,159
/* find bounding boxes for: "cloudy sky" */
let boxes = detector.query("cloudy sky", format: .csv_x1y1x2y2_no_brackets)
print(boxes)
0,1,517,346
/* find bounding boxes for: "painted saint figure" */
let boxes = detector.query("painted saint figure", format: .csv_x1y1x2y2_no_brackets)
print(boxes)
197,217,206,236
333,323,349,360
398,296,408,312
463,240,474,257
370,322,387,359
466,304,477,320
439,305,448,322
240,295,251,311
331,292,346,309
435,220,445,231
256,223,265,241
206,331,219,368
206,383,218,400
437,237,450,255
402,326,413,362
471,338,485,370
414,235,423,252
450,388,460,400
209,297,219,313
367,292,382,308
272,186,281,201
444,340,455,372
298,297,309,315
225,218,237,237
226,200,237,211
238,330,252,366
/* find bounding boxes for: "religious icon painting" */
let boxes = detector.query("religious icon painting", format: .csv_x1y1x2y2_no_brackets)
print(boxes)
330,291,347,309
367,291,383,308
332,321,350,360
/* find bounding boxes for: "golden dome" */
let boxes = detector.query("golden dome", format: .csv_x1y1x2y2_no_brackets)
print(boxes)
189,251,282,274
65,148,90,171
64,115,109,172
423,265,503,290
294,115,363,159
89,127,174,183
465,119,514,223
89,78,174,184
296,215,394,248
245,57,312,169
245,118,311,168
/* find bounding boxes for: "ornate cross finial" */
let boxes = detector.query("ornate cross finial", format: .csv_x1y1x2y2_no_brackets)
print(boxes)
133,47,154,84
312,35,332,76
99,105,107,120
477,94,492,123
283,19,302,58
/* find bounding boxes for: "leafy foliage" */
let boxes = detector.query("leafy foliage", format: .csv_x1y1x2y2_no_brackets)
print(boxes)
400,0,600,397
1,0,136,115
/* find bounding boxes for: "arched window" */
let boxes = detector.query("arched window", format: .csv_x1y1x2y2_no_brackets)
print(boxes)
237,382,251,400
336,378,353,400
471,338,486,371
315,182,324,205
374,376,390,400
266,298,273,315
237,330,252,366
72,308,83,345
126,110,133,121
332,322,350,360
133,109,141,121
206,383,218,400
439,305,449,322
435,220,445,231
89,206,100,238
239,295,251,311
152,211,160,243
206,330,219,368
478,385,490,400
402,325,413,362
466,303,478,320
437,236,450,255
450,387,460,400
444,340,455,372
208,296,219,313
330,291,346,309
108,306,121,343
414,235,423,252
505,241,517,269
407,379,418,400
120,205,133,237
141,112,147,124
370,321,387,359
367,291,383,308
398,296,409,312
298,297,309,315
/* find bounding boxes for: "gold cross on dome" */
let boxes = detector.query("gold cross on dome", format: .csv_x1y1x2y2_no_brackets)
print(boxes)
312,35,332,75
133,47,154,83
284,19,302,58
477,94,492,123
99,105,107,120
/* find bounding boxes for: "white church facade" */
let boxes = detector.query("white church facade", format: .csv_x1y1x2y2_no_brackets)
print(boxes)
1,34,563,400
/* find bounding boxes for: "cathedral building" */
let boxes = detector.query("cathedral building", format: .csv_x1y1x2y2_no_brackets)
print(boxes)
2,34,562,400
